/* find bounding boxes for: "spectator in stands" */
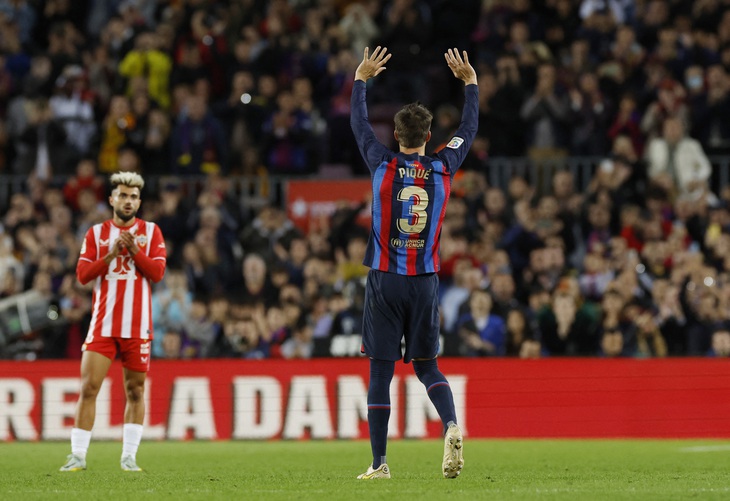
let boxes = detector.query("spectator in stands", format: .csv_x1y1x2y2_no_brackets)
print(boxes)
441,261,484,334
260,88,317,175
520,62,570,159
174,8,228,98
455,288,507,357
569,71,612,156
98,95,135,174
538,283,600,356
645,116,713,202
693,64,730,154
482,53,526,157
238,205,299,258
62,158,105,212
170,93,229,175
118,30,172,109
49,65,96,160
233,253,277,307
597,288,636,357
640,78,689,143
5,0,730,362
151,268,192,358
160,329,183,359
708,324,730,357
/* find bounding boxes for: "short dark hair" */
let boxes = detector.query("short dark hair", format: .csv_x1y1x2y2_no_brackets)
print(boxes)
394,102,433,148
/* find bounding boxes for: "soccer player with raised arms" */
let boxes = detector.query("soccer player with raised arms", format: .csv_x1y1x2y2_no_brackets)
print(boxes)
60,172,166,472
350,46,478,479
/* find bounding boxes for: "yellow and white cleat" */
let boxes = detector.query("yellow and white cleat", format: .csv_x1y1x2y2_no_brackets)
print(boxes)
442,423,464,478
356,463,391,479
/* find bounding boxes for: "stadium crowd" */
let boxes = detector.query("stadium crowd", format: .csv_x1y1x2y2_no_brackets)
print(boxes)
1,0,730,360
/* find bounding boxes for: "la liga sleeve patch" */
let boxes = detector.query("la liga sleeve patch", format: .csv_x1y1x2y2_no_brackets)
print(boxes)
446,137,465,149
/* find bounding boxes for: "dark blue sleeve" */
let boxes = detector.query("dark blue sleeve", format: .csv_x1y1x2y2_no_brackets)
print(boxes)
350,80,392,175
434,84,479,175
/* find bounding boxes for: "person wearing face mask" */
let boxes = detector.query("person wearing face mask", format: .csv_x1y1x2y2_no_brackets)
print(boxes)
691,64,730,154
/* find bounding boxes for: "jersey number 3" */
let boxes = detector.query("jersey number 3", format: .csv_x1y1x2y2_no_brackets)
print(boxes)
396,186,429,235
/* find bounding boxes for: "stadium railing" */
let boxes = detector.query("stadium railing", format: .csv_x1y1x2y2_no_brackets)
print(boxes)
1,155,729,212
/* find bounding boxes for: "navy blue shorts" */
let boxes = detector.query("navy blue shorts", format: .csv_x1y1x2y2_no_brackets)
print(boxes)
362,269,440,363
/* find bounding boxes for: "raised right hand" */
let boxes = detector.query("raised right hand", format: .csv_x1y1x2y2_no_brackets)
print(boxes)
445,48,477,86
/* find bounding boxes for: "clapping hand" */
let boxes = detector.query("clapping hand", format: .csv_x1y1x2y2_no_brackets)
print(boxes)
118,231,140,256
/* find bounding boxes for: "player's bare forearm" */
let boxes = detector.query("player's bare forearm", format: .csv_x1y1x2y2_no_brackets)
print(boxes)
445,48,477,86
355,46,391,82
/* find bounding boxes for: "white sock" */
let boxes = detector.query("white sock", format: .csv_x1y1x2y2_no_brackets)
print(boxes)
71,428,92,460
122,423,144,459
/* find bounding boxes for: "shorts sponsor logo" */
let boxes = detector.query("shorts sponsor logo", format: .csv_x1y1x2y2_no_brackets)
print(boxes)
390,238,425,249
140,342,151,355
446,137,464,149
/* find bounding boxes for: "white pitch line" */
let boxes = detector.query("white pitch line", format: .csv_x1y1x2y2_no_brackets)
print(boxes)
679,445,730,452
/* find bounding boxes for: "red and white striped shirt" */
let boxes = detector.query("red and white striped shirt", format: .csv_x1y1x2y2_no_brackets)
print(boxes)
77,218,166,340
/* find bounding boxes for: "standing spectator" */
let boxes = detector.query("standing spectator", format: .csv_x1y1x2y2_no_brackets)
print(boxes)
118,30,173,109
639,78,689,143
49,65,96,159
174,8,228,98
13,97,71,177
568,71,612,155
520,62,570,160
170,93,229,175
692,64,730,154
485,53,526,157
608,93,644,156
339,2,379,55
98,95,136,174
645,116,713,202
261,89,317,174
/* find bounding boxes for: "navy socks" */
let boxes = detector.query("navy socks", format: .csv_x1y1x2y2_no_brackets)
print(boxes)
367,358,395,468
413,358,457,433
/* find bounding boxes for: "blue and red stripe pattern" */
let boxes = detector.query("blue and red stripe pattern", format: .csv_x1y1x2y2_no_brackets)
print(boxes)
350,80,478,276
367,403,392,410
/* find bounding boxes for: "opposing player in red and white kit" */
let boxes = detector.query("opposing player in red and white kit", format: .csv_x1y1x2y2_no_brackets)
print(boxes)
60,172,166,472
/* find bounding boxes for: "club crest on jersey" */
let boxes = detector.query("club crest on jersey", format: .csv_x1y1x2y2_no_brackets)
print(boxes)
136,234,148,247
446,136,465,149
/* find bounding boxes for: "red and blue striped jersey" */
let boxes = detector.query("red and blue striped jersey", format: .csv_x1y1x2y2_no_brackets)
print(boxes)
350,80,478,275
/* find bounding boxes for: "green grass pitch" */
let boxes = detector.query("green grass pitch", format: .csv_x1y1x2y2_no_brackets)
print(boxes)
1,439,729,500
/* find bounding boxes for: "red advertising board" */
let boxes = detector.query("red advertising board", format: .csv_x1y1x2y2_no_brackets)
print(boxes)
0,358,728,441
286,179,371,232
